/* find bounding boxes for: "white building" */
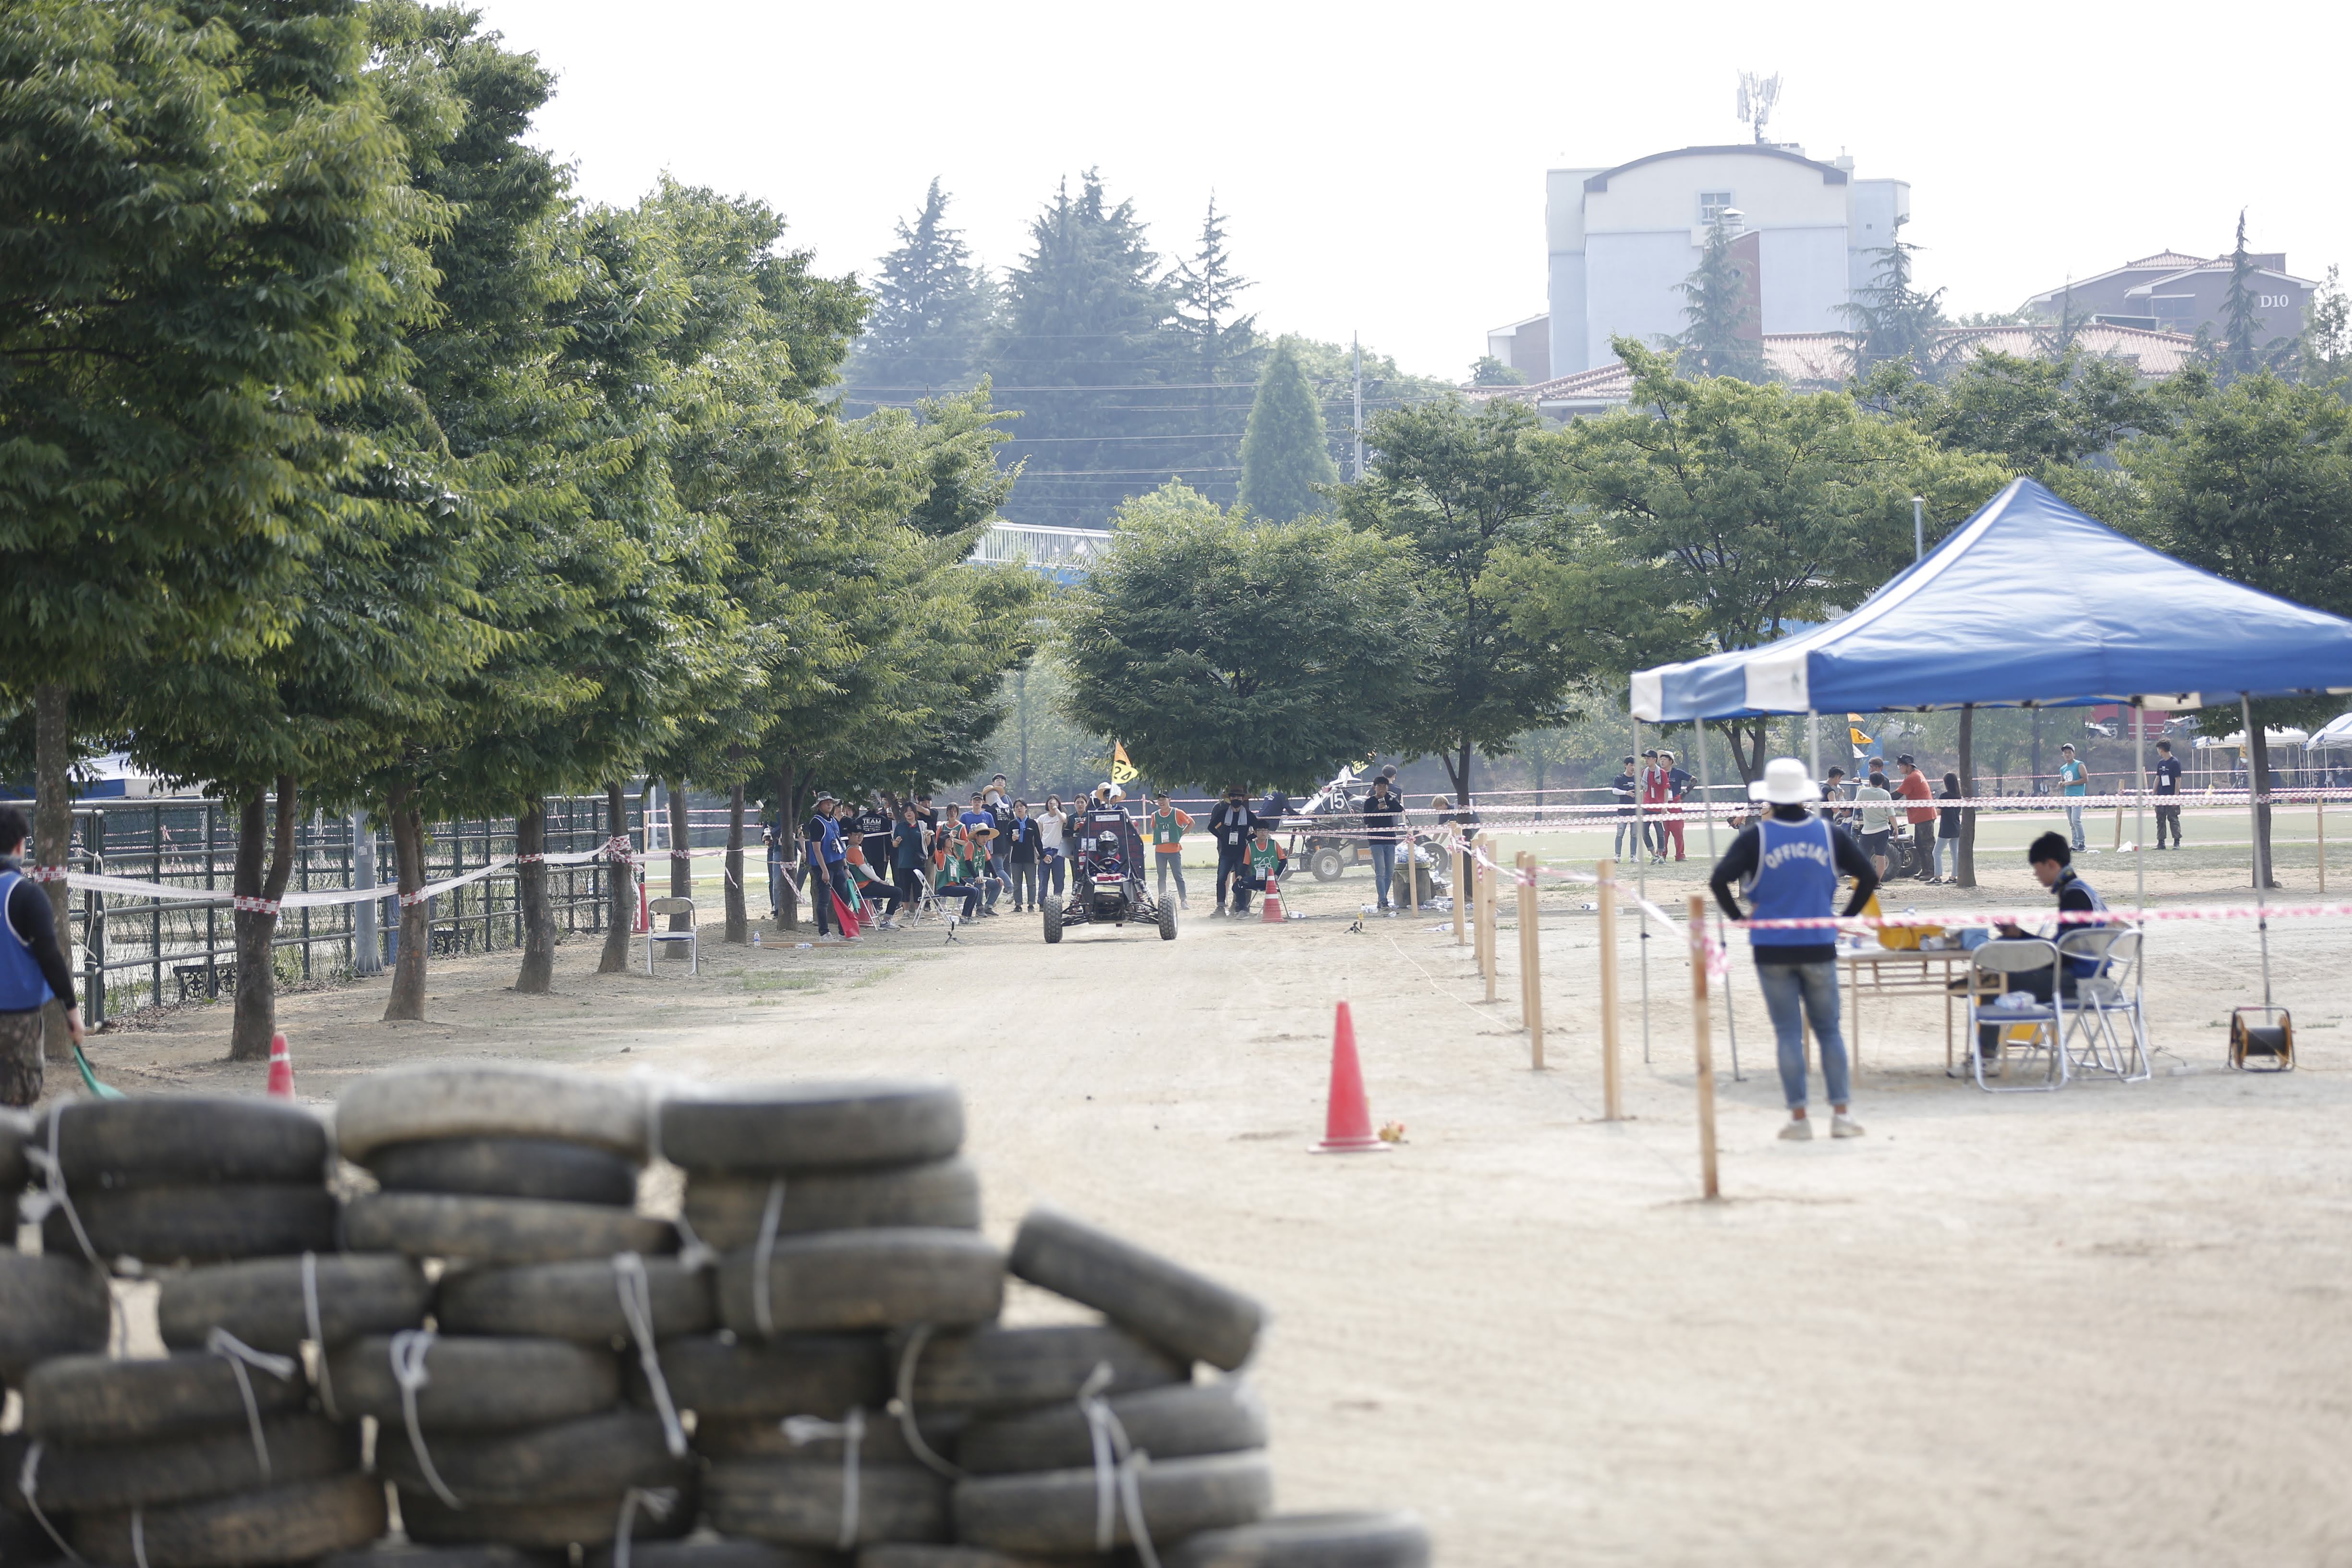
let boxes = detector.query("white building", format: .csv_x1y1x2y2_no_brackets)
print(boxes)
1537,144,1910,377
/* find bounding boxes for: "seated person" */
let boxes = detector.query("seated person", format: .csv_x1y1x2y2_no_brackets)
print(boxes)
1230,826,1290,914
932,820,987,918
1976,830,2110,1058
843,839,902,927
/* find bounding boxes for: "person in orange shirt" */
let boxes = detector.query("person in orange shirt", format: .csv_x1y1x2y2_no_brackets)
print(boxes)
1149,790,1194,910
1895,754,1937,882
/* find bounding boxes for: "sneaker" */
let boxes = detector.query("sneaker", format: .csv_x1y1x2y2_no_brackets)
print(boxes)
1778,1118,1814,1142
1831,1115,1866,1139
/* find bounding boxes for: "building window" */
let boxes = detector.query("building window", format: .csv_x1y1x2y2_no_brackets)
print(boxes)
1699,191,1734,224
2149,295,2197,321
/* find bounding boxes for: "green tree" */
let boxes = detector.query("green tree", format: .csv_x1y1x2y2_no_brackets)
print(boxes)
1333,399,1588,798
1844,216,1952,379
1060,483,1421,791
1672,214,1766,381
1862,347,2175,497
1471,356,1528,387
2297,264,2349,388
1168,197,1262,386
846,178,997,399
1238,340,1339,520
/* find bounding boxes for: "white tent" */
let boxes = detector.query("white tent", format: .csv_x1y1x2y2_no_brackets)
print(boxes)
2309,712,2352,749
2218,728,2310,750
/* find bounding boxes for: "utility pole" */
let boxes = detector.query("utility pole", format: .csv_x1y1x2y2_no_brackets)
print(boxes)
1351,332,1365,481
1912,495,1925,561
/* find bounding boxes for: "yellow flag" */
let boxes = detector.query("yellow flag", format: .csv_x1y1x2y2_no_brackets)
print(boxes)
1110,742,1138,784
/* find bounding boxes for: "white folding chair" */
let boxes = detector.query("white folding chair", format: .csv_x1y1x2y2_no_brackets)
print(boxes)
2059,927,2147,1082
1966,938,2068,1092
643,896,698,974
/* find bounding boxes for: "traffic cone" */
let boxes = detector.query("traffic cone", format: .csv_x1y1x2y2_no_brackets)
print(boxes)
1260,874,1285,924
265,1034,294,1099
1312,1001,1386,1153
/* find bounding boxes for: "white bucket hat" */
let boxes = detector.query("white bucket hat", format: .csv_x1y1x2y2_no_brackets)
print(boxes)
1748,756,1822,804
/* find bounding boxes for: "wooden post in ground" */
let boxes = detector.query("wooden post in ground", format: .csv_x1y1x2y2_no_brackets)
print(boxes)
1479,853,1497,1003
1453,844,1467,946
2113,800,2124,851
1407,831,1419,914
1687,893,1720,1201
1517,852,1543,1068
1598,859,1622,1119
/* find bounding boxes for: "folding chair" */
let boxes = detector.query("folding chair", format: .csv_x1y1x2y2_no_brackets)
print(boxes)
2058,927,2147,1082
643,896,698,974
1966,938,2068,1092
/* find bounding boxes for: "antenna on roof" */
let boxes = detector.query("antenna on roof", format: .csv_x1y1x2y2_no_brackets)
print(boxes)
1736,71,1781,145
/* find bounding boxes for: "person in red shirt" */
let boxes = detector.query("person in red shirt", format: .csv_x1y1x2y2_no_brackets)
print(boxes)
1639,750,1670,864
1895,754,1937,882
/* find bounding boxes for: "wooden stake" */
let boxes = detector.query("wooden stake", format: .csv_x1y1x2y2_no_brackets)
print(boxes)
1453,843,1467,946
2113,801,2124,852
1407,831,1420,914
1598,858,1622,1119
1517,852,1543,1067
1479,852,1497,1003
1687,893,1720,1201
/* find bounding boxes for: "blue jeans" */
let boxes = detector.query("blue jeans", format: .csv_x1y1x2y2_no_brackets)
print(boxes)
1156,854,1187,904
1933,836,1956,879
2065,801,2086,848
1368,842,1397,906
1754,960,1851,1110
1040,851,1066,895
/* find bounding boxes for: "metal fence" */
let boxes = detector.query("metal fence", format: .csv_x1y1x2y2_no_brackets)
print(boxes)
58,795,638,1024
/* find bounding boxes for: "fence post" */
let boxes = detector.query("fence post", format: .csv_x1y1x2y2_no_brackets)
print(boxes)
1479,855,1497,1003
204,801,218,997
84,810,105,1027
1453,844,1466,946
1598,858,1622,1120
1688,893,1720,1201
1517,852,1543,1068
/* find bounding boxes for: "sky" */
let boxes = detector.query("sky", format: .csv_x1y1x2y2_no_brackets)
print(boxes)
471,0,2345,381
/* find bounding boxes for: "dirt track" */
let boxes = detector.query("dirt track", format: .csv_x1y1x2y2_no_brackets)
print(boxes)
53,833,2352,1568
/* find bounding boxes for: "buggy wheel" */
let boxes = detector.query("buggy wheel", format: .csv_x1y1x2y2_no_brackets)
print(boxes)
1309,848,1346,883
1042,898,1063,944
1158,901,1178,941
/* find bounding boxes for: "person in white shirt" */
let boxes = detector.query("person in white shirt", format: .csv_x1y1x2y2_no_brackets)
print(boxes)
1853,767,1896,877
1036,793,1068,900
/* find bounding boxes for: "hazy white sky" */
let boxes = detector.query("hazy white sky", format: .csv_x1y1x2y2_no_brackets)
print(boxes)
471,0,2343,380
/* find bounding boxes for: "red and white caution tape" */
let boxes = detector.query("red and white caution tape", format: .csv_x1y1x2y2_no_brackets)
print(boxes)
31,865,68,883
230,895,280,915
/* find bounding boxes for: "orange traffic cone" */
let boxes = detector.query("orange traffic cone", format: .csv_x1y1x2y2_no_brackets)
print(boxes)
1312,1001,1386,1153
265,1033,294,1099
1260,874,1285,924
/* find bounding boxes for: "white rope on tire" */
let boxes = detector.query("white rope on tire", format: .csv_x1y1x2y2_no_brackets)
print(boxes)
301,1252,339,1420
884,1325,965,1481
610,1484,677,1568
388,1330,462,1508
17,1441,83,1562
749,1178,785,1338
782,1407,864,1551
612,1252,687,1457
130,1507,148,1568
1076,1361,1161,1568
205,1327,297,1480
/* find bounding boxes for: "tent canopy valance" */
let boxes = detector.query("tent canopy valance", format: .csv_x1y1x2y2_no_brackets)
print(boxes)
1630,478,2352,723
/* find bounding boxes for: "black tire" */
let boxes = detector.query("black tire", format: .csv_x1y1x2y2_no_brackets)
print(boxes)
72,1473,387,1568
326,1336,618,1430
958,1380,1266,1476
342,1191,676,1265
704,1459,948,1550
953,1451,1273,1555
50,1098,330,1189
635,1333,886,1422
434,1256,714,1342
1158,901,1178,940
1163,1512,1433,1568
858,1549,1101,1568
23,1351,309,1445
26,1414,357,1512
0,1252,112,1381
399,1482,697,1551
681,1158,981,1249
583,1541,839,1568
1042,899,1062,944
715,1229,1003,1337
1309,849,1345,883
656,1082,963,1175
377,1410,691,1507
324,1547,564,1568
902,1324,1185,1413
0,1106,30,1198
335,1066,650,1164
45,1183,338,1269
691,1411,943,1467
157,1254,428,1356
366,1137,640,1207
1009,1205,1265,1372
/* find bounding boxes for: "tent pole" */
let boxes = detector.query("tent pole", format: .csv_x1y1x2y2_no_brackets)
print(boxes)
2134,704,2147,916
1633,714,1650,1063
2242,695,2274,1008
1696,720,1740,1082
1807,709,1820,782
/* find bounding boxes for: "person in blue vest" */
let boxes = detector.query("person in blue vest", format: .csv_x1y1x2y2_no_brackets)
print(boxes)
1707,758,1879,1141
0,804,81,1106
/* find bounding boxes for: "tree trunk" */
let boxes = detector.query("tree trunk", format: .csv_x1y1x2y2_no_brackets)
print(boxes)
2249,712,2279,889
1956,705,1978,889
1446,739,1473,804
775,761,800,931
229,779,298,1061
599,782,633,973
383,787,430,1021
33,684,75,1063
664,779,691,958
725,782,748,944
516,800,555,993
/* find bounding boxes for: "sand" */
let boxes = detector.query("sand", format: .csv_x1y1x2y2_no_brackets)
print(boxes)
47,824,2352,1568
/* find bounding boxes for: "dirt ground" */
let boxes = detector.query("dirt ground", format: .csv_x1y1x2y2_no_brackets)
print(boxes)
44,814,2352,1568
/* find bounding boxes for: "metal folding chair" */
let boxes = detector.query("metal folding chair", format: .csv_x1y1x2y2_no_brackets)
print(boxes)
1966,938,2068,1092
2058,927,2147,1082
643,896,698,974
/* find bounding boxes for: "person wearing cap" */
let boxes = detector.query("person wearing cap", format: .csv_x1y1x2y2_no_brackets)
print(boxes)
1361,775,1405,915
1896,755,1936,881
812,797,856,939
959,793,1001,914
2152,739,2184,848
1610,756,1640,860
2058,743,2089,850
1709,757,1879,1140
1209,786,1256,916
800,794,837,936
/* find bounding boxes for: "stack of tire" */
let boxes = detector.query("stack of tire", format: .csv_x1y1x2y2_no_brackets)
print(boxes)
328,1066,698,1561
1,1098,393,1568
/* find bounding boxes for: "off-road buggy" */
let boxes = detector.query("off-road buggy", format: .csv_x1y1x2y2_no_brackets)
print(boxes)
1043,804,1177,942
